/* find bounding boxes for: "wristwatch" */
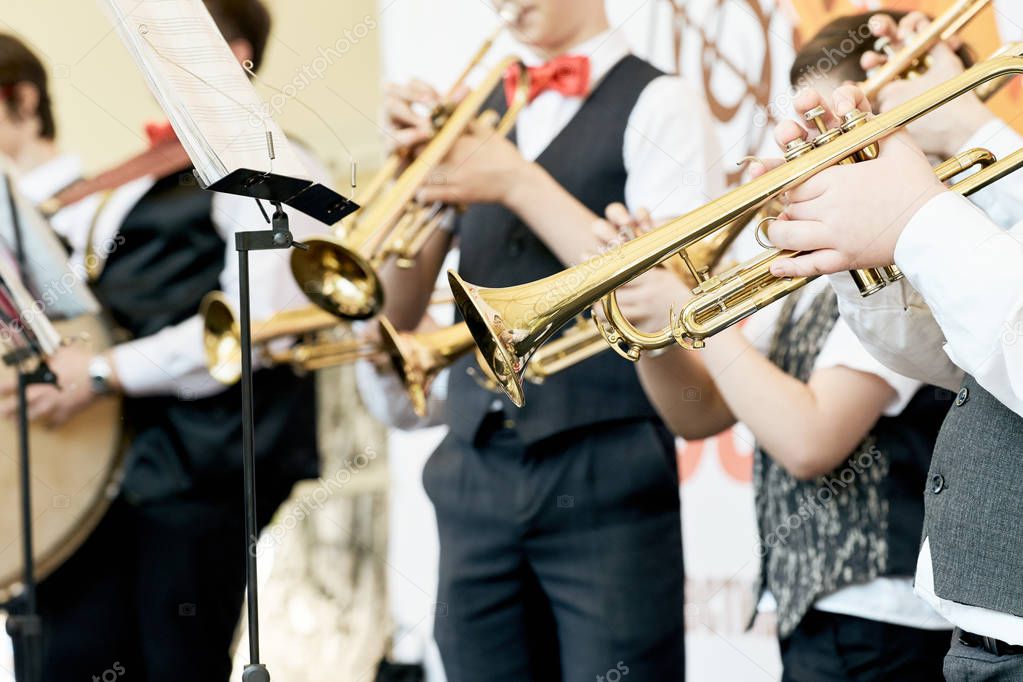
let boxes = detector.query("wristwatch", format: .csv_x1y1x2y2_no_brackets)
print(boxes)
88,355,115,396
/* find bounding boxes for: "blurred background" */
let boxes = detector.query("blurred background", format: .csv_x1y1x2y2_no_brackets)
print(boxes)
1,1,1021,680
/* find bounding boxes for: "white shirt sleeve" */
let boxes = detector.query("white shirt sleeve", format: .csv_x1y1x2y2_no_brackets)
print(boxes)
623,75,726,221
957,119,1023,230
112,148,335,398
829,273,965,393
814,316,923,416
892,190,1023,417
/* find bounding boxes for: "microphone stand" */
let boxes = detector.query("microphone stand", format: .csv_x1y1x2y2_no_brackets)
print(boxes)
3,349,56,682
235,201,306,682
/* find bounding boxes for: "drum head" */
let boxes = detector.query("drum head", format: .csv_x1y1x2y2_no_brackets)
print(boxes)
0,315,122,602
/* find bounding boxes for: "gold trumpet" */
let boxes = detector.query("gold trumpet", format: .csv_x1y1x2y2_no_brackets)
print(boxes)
860,0,992,99
449,55,1023,406
201,291,475,417
201,292,343,385
672,146,1012,349
290,5,529,321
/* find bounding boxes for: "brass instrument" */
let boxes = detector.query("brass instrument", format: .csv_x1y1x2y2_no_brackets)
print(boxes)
522,315,611,384
201,291,477,417
672,146,1011,349
449,55,1023,406
377,319,477,416
201,292,342,385
861,0,991,99
290,5,529,321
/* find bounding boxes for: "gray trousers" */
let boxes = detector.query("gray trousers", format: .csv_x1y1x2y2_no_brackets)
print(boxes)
944,629,1023,681
423,416,685,682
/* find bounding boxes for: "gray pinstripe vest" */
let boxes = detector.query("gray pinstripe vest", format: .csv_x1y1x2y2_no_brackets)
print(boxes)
923,375,1023,615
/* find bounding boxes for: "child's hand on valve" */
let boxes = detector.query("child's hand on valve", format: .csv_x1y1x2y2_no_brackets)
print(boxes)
861,11,993,158
748,85,946,278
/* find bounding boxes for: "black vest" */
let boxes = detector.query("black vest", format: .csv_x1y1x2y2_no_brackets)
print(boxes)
924,375,1023,616
447,55,665,445
753,290,950,638
92,171,319,504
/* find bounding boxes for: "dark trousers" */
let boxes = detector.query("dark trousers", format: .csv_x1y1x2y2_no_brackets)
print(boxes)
16,477,294,682
423,416,685,682
780,609,951,681
943,629,1023,681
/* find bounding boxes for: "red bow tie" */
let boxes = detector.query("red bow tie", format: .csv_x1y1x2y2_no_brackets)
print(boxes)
504,55,591,107
144,120,178,148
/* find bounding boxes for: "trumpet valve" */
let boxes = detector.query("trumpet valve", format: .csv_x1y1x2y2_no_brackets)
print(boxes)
841,109,879,161
784,138,815,162
850,267,888,296
873,36,898,60
882,264,905,282
805,105,845,153
804,105,830,134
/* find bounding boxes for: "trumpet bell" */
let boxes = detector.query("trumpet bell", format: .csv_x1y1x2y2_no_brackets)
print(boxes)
201,292,244,385
378,317,428,417
448,271,529,407
290,236,383,321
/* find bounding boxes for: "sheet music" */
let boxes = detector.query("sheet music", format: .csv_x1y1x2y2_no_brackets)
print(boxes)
0,246,61,357
0,169,100,322
99,0,312,188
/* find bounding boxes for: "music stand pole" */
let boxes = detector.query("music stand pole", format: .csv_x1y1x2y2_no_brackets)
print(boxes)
4,355,55,682
235,202,304,682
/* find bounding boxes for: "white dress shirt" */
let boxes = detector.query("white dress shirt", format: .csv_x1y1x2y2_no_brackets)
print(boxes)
829,121,1023,643
39,147,332,399
357,29,726,427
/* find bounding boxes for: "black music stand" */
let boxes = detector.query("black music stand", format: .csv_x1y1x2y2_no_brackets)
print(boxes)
2,348,55,682
199,168,356,682
3,354,50,682
2,173,56,682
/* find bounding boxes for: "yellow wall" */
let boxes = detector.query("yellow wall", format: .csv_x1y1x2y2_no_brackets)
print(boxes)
1,0,383,180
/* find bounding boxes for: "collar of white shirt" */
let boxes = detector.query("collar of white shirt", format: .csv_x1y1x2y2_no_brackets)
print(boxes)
17,154,83,205
522,29,630,92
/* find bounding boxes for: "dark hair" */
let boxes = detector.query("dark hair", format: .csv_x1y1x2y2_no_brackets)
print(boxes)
790,12,975,88
0,34,55,140
204,0,272,72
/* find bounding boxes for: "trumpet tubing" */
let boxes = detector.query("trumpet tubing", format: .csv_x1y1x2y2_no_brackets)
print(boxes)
524,317,610,384
291,40,529,321
450,55,1023,406
860,0,991,99
673,144,1015,348
269,339,381,371
201,292,344,385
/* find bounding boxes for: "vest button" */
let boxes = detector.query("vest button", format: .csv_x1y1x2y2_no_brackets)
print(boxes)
931,474,946,494
955,387,969,406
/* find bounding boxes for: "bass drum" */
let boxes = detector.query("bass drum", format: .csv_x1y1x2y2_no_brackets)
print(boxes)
0,314,123,602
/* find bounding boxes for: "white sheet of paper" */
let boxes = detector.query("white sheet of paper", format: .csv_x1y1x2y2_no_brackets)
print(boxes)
99,0,312,187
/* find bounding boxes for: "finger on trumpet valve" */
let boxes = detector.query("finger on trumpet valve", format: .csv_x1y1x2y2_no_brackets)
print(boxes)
840,109,878,161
